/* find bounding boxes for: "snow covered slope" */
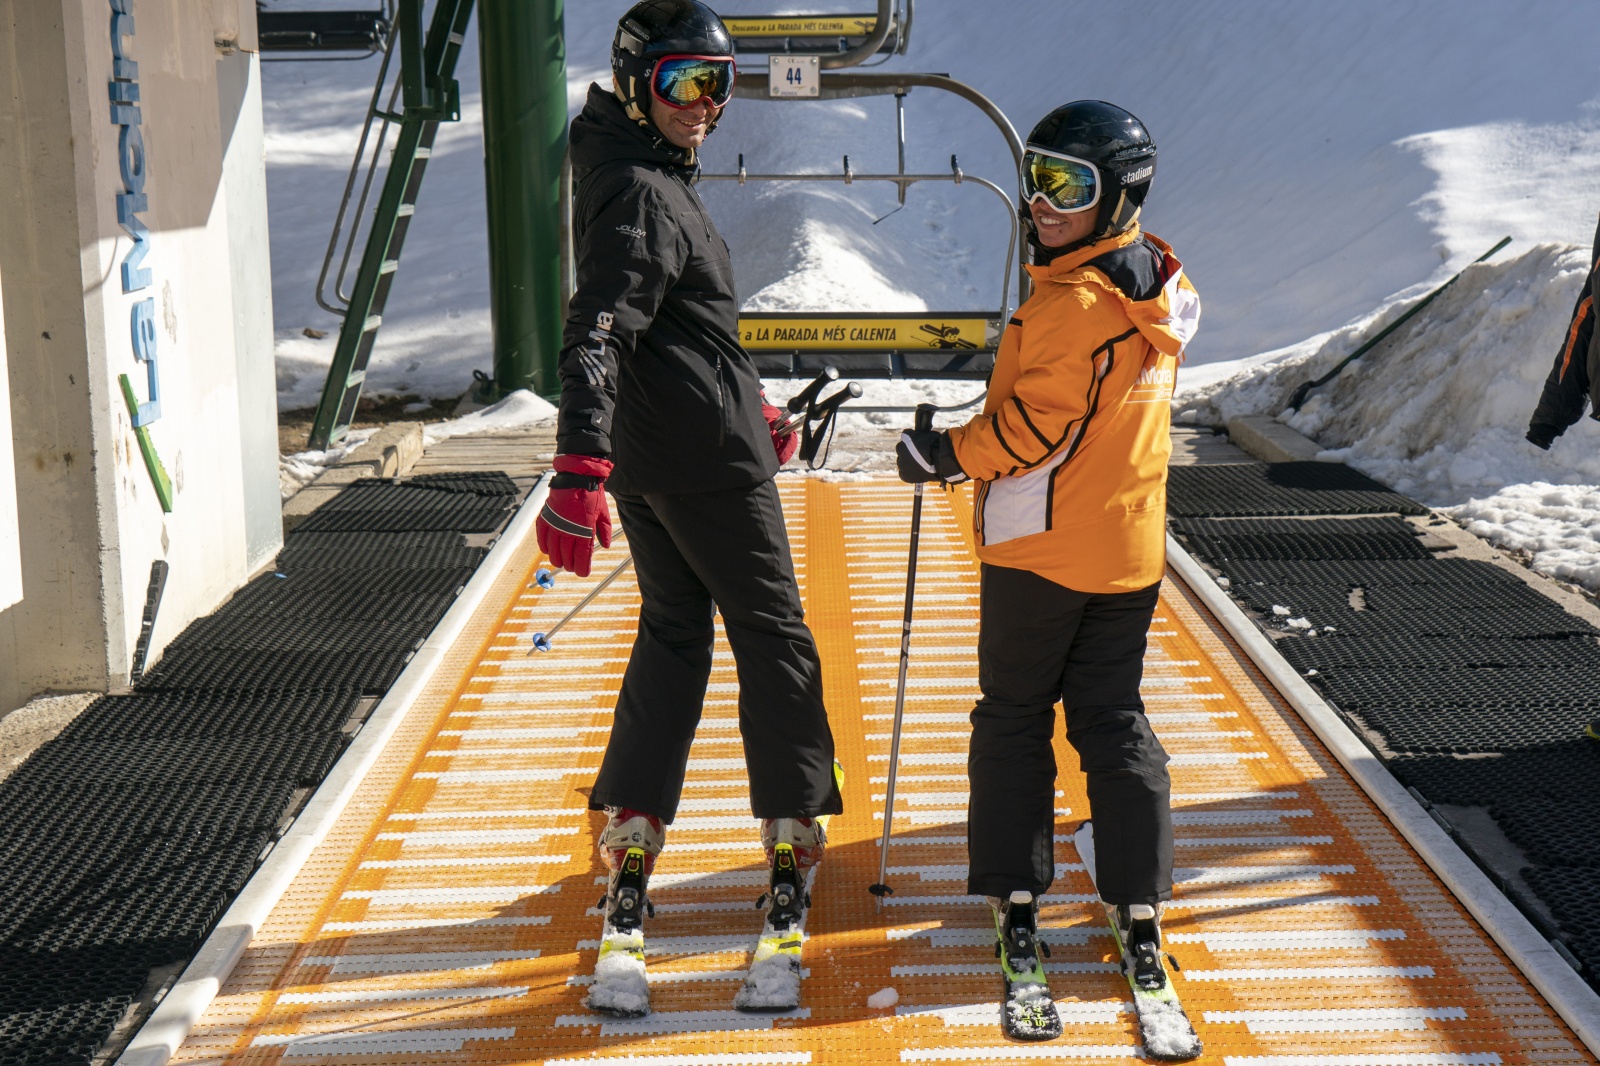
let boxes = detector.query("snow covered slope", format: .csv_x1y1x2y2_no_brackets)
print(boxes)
262,1,1600,408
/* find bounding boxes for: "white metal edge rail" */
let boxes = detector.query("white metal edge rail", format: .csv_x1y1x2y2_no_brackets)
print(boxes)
116,474,553,1066
1166,533,1600,1054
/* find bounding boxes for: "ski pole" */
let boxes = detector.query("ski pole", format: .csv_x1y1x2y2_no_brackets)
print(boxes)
869,402,937,902
772,366,839,437
528,554,634,653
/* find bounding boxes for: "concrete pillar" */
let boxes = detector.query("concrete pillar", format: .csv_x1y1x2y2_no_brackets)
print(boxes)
0,0,278,709
0,263,19,612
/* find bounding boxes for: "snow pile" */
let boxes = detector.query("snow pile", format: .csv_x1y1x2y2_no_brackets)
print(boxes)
1135,994,1201,1059
422,390,557,445
1178,242,1600,591
866,986,899,1010
278,425,377,500
585,932,649,1016
731,950,801,1010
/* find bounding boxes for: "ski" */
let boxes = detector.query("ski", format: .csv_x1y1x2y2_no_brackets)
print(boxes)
586,846,652,1018
994,891,1064,1041
733,842,815,1012
1073,821,1201,1062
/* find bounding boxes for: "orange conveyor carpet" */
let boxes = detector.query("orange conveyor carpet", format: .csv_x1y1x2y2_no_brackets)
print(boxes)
170,478,1596,1065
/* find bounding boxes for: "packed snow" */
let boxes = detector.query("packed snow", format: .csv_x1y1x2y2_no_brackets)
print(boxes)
585,932,649,1016
278,425,377,499
867,986,899,1010
421,390,557,445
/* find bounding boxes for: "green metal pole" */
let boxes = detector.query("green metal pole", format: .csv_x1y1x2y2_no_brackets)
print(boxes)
478,0,566,398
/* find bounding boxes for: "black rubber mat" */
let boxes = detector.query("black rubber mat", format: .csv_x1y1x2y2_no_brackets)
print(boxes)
1181,529,1433,561
138,647,415,694
8,734,347,792
277,530,488,571
1167,461,1431,517
0,469,517,1061
1489,798,1600,868
1221,557,1525,588
1362,582,1566,612
294,501,510,534
1171,516,1421,537
1347,700,1598,753
1521,866,1600,978
221,567,470,619
1232,584,1357,614
1278,633,1600,671
1265,606,1597,639
55,690,359,742
294,480,514,534
1315,666,1600,709
162,621,425,656
408,471,519,495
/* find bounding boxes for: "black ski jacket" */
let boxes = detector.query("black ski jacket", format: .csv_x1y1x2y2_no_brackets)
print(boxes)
1527,213,1600,448
556,85,775,495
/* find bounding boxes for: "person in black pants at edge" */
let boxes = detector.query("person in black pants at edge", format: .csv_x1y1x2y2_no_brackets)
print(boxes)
1525,211,1600,742
534,0,844,1006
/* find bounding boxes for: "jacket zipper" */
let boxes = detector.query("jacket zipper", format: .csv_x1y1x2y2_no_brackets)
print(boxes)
715,354,727,446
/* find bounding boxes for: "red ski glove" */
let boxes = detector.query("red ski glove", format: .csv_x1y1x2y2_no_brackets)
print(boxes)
762,398,800,465
537,454,614,577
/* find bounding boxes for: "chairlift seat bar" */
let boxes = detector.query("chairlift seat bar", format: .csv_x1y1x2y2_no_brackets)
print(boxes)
258,10,391,54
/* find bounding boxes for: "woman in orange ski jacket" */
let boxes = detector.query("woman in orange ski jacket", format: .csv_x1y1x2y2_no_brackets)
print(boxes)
896,100,1201,1042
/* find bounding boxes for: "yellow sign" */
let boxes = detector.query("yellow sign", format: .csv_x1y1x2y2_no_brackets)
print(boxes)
724,16,877,36
739,315,994,351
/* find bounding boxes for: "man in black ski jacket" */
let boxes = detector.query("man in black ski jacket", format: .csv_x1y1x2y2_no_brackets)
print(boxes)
1527,212,1600,449
536,1,842,990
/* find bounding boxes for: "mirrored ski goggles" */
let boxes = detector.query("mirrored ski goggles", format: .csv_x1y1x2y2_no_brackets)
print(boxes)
651,55,736,110
1021,148,1101,214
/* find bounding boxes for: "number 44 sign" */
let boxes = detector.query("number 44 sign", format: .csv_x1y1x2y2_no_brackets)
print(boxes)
769,55,819,98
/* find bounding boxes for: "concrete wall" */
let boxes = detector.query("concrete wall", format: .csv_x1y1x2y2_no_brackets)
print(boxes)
0,263,18,612
0,0,278,708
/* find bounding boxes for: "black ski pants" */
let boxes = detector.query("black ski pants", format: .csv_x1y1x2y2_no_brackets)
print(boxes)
967,564,1173,905
589,479,843,823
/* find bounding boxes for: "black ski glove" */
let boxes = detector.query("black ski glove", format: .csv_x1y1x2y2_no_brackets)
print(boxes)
1526,422,1560,450
897,429,969,484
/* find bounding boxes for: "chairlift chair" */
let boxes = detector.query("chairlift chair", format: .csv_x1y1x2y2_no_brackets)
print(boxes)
720,0,911,60
256,1,396,57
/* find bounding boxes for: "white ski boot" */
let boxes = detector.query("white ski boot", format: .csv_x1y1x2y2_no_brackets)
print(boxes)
734,816,827,1012
587,808,664,1017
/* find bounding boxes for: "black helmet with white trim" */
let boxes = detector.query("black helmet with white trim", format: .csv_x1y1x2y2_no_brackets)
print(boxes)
1020,100,1156,256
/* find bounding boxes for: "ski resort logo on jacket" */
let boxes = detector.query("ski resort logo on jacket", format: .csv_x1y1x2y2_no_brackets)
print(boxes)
616,224,647,239
579,312,615,388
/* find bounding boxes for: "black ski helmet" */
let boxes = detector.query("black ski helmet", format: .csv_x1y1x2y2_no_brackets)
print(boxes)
612,0,735,133
1022,100,1156,255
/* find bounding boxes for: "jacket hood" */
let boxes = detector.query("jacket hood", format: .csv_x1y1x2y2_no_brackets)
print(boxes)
1026,225,1201,362
570,83,698,180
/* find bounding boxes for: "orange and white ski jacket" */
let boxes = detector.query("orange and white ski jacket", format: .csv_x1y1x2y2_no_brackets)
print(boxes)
948,226,1200,594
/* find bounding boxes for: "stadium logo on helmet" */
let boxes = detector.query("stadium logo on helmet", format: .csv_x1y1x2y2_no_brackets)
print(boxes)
1120,165,1154,185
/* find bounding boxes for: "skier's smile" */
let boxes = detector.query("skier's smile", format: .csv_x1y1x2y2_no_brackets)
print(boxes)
1029,199,1096,248
652,96,719,150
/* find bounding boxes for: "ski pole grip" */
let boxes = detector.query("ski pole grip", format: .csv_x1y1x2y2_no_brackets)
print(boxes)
914,403,936,434
787,366,839,414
